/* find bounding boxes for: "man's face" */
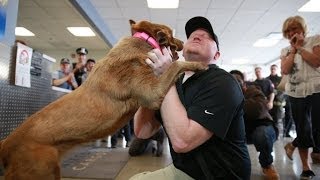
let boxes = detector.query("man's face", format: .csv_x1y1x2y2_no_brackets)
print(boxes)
86,62,95,72
77,54,87,65
270,66,277,75
60,63,71,74
183,29,219,63
255,68,262,79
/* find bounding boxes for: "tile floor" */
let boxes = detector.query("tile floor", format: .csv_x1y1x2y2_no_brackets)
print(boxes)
1,132,320,180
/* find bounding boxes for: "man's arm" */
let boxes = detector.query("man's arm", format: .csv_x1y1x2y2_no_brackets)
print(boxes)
52,76,69,86
160,85,213,153
133,107,161,139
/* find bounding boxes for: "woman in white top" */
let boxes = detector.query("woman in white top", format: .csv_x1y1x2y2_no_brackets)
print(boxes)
280,15,320,179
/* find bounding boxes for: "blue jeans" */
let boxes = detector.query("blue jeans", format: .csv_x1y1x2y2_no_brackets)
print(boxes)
247,125,276,168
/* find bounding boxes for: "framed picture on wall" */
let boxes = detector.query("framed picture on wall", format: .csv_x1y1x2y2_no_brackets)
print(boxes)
15,42,32,88
0,0,8,40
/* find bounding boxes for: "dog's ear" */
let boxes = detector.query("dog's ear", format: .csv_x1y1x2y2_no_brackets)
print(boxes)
173,38,183,51
129,19,137,35
156,31,168,47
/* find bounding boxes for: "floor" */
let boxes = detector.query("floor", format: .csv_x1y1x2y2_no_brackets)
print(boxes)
1,132,320,180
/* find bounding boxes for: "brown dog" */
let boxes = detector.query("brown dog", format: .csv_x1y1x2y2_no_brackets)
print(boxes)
0,20,206,179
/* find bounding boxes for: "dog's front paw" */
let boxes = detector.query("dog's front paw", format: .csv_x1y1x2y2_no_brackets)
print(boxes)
191,62,208,71
177,61,208,73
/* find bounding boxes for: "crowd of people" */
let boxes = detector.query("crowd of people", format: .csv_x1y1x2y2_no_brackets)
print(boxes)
50,15,319,179
52,47,95,90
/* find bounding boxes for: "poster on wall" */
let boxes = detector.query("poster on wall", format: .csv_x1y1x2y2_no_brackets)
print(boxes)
15,42,32,88
0,0,7,40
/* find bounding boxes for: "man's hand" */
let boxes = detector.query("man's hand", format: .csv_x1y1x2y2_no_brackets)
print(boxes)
66,73,75,84
145,47,173,76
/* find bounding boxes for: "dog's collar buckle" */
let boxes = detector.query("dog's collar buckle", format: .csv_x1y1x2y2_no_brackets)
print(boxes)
133,32,161,51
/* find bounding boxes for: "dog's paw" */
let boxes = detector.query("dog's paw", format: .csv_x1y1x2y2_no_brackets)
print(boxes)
191,62,208,71
177,61,208,73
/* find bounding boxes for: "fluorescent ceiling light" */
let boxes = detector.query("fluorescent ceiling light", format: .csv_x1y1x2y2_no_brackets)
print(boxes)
147,0,179,8
232,58,249,65
15,27,35,36
253,32,282,47
298,0,320,12
67,27,96,37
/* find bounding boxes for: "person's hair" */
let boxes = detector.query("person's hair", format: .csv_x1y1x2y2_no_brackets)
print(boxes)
86,59,96,64
229,70,244,81
254,67,261,71
282,15,307,39
271,64,277,68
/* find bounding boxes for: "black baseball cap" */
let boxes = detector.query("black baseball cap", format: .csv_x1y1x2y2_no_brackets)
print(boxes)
76,47,88,55
60,58,70,64
185,16,219,51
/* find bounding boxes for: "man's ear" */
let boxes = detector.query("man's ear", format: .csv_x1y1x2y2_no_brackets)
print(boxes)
129,19,137,35
214,51,220,60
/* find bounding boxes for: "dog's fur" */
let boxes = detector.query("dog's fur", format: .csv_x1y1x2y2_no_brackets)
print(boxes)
0,20,206,179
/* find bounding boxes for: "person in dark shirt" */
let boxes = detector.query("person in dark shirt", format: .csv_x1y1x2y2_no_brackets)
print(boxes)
267,64,286,128
73,47,88,86
254,67,275,111
230,70,279,179
130,16,251,180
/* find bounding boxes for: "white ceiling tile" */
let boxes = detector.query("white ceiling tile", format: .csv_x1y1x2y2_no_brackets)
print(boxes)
209,0,242,9
116,0,147,7
96,7,123,18
90,0,118,8
179,0,211,8
122,7,150,21
16,0,320,67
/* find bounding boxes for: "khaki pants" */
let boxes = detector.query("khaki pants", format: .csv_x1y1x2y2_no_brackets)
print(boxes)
129,164,194,180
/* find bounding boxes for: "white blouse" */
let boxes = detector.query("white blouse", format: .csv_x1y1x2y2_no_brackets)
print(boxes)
281,34,320,98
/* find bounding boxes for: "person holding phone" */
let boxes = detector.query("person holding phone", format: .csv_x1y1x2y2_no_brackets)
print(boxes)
280,15,320,179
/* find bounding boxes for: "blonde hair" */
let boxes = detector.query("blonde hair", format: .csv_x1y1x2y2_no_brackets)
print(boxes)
282,15,307,39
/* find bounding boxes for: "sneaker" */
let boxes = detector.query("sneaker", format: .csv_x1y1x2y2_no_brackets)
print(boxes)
284,143,295,160
311,152,320,164
300,170,315,179
262,165,280,179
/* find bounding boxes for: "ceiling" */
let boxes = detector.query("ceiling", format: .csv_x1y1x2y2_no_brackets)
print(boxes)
16,0,320,71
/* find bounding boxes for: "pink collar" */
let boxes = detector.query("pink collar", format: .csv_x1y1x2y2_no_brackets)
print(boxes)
133,32,161,50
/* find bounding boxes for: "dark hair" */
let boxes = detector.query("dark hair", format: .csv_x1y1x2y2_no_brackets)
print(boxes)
87,59,96,63
229,70,244,81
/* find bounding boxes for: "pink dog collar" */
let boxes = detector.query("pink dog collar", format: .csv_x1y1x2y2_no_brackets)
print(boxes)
133,32,161,51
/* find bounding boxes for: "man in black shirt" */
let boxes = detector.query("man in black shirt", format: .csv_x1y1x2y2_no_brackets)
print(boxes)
267,64,286,127
131,16,251,180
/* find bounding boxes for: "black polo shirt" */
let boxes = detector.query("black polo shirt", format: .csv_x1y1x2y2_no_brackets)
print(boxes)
158,64,251,179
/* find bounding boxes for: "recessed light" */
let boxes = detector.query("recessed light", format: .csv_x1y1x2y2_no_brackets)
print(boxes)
232,58,250,65
298,0,320,12
15,27,35,36
147,0,179,8
67,27,96,37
